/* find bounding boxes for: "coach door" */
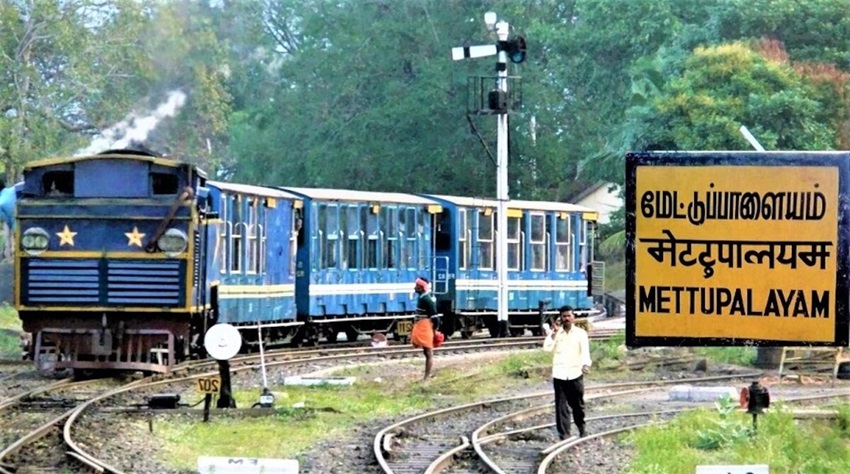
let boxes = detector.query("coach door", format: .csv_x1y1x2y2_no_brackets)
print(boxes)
432,256,450,295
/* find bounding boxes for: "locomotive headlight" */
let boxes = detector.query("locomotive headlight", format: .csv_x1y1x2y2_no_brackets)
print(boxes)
21,227,50,256
157,228,188,257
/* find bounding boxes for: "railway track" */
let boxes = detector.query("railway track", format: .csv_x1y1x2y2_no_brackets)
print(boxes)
0,376,143,474
373,372,763,474
537,390,850,474
1,331,587,473
169,331,622,377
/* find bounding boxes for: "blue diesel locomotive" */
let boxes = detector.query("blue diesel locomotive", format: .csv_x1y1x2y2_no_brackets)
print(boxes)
9,149,600,373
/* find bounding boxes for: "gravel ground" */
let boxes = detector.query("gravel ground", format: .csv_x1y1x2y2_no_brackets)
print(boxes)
66,348,850,474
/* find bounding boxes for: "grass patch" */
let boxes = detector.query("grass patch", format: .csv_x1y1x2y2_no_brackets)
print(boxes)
154,352,561,469
692,346,757,366
624,397,850,473
0,303,21,358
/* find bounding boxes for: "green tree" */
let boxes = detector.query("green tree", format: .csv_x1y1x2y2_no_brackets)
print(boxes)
0,0,151,180
631,41,835,152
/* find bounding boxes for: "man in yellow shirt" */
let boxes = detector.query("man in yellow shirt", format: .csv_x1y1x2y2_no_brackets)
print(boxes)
543,305,592,440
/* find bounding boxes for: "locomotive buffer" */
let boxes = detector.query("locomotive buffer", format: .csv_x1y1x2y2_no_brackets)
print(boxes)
452,11,526,336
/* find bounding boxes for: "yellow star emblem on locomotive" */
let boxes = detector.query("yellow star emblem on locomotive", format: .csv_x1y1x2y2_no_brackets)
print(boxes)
56,225,77,247
125,226,146,247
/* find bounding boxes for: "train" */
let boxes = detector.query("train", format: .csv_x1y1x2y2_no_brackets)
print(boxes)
4,148,602,374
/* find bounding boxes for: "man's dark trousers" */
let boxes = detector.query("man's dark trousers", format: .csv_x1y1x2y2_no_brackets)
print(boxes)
553,375,585,438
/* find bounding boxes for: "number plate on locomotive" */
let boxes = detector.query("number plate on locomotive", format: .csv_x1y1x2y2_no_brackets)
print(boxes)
196,376,222,394
397,320,413,335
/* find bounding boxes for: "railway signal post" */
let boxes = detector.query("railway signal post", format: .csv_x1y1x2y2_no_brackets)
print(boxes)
451,11,526,337
204,323,242,410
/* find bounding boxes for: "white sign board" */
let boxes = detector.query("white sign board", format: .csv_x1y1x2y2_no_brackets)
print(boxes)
197,456,298,474
203,324,242,360
696,465,769,474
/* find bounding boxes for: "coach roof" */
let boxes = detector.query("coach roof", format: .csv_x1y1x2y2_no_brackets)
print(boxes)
280,187,438,205
210,181,302,200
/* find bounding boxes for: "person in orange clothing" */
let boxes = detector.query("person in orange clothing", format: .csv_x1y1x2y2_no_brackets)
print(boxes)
411,277,439,380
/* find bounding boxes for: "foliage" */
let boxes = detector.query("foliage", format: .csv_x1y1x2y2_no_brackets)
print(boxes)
5,0,850,209
0,303,21,358
692,346,757,366
626,402,850,474
0,0,152,179
630,41,835,152
693,394,751,450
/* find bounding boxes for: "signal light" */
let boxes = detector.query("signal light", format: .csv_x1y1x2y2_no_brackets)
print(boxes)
508,36,526,64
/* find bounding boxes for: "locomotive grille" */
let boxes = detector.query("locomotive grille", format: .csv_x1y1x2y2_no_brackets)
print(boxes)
22,259,185,307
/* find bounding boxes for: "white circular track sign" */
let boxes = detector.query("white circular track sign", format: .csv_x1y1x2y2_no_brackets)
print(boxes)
204,324,242,360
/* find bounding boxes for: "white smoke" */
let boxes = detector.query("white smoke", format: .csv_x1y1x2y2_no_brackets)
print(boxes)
74,90,187,156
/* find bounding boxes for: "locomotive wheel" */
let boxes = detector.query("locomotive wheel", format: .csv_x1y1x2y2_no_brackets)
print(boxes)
461,330,473,340
326,331,338,343
510,328,525,337
345,329,359,343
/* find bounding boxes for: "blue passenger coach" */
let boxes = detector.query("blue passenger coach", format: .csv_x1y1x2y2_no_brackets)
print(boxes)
425,195,599,338
280,188,443,343
205,181,303,347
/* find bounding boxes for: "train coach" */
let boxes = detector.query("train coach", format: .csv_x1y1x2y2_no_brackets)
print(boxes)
278,187,442,344
424,194,600,338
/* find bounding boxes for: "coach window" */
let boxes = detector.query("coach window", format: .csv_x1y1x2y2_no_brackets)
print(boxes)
364,207,380,269
219,194,229,273
322,204,339,269
418,209,430,269
580,219,589,271
507,216,521,271
246,198,258,273
310,203,324,270
383,207,398,269
231,196,243,273
398,209,407,269
555,214,571,271
402,208,416,269
339,206,348,270
257,204,268,273
345,205,360,270
530,213,546,271
458,209,468,269
478,210,493,270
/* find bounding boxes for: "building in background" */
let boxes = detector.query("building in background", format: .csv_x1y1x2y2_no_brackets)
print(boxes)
568,182,622,225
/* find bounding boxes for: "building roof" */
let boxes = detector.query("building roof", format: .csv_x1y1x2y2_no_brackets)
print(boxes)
569,181,618,203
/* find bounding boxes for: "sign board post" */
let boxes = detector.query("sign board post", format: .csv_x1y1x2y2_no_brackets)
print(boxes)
626,151,850,347
203,324,242,414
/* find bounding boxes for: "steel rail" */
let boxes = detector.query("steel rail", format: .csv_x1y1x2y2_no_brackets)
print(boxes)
536,390,850,474
375,371,762,473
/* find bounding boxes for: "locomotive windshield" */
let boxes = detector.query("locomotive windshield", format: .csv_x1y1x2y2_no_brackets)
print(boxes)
25,158,189,199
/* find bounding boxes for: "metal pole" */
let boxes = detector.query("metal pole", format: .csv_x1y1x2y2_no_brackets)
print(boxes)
258,321,268,389
496,20,510,336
